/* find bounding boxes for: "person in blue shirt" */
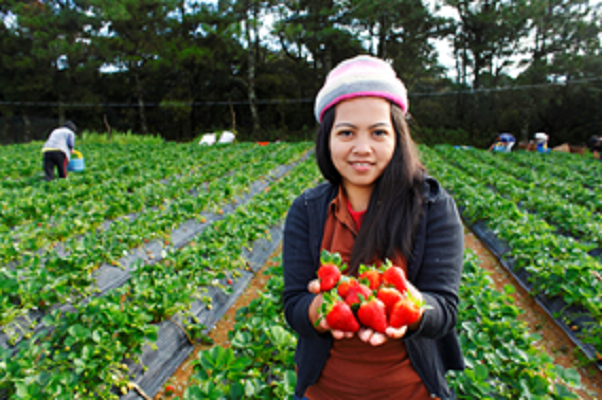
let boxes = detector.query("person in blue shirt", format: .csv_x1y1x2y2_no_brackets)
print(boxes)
488,133,516,152
42,121,77,181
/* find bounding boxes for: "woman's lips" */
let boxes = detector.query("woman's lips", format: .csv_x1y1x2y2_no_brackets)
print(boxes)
349,161,374,172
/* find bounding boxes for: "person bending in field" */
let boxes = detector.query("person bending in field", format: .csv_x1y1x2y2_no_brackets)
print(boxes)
283,55,465,400
488,133,516,152
533,132,550,154
42,121,77,181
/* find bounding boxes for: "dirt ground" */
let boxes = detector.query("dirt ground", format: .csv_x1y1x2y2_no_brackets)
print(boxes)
154,231,602,399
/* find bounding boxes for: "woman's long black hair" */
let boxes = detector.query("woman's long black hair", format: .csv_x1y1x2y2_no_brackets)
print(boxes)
315,102,425,274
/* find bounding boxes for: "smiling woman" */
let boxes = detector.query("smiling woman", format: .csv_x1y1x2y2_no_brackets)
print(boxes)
283,55,465,400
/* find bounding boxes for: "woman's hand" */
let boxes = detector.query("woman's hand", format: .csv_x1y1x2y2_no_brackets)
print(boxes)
307,278,426,345
358,280,426,347
358,326,407,346
307,279,355,339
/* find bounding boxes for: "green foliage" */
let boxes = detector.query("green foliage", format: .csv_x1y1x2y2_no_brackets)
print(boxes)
423,144,602,362
0,0,601,144
79,130,164,145
0,141,319,397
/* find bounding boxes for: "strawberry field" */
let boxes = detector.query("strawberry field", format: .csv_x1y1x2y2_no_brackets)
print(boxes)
0,141,600,399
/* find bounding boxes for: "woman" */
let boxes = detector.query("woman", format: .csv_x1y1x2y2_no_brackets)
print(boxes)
283,55,465,400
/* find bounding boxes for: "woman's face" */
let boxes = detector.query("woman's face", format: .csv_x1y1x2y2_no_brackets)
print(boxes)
329,97,396,194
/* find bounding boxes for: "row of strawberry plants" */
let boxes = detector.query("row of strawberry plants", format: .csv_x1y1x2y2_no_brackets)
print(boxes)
0,143,310,329
0,142,175,191
0,142,186,188
0,153,321,398
435,145,602,246
181,251,583,399
421,147,602,360
0,142,46,182
0,143,252,233
0,143,260,264
468,150,602,214
507,151,602,191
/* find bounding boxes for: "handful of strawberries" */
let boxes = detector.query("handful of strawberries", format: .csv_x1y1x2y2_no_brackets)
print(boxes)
316,250,430,334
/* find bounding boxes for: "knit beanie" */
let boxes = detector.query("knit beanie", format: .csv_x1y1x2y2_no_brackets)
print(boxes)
314,55,408,122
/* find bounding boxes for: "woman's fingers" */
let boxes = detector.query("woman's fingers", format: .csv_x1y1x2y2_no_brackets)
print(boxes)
385,325,408,339
307,279,321,294
358,327,373,343
331,330,344,340
357,328,388,346
318,318,331,332
369,332,387,346
405,281,423,301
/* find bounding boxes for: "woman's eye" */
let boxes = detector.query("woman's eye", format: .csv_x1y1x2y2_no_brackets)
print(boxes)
337,130,353,137
373,129,388,137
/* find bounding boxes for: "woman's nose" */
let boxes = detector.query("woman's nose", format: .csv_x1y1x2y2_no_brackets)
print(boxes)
352,135,371,154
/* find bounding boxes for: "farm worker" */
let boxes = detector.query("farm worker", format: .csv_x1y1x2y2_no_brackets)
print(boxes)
41,120,77,181
534,132,550,153
488,133,516,152
283,55,464,400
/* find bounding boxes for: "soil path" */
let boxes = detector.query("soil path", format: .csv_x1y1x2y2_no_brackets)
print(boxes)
154,231,602,399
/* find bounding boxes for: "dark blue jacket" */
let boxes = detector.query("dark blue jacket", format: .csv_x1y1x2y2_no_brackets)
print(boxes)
283,176,465,399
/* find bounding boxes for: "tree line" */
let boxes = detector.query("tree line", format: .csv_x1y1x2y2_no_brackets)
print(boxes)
0,0,601,147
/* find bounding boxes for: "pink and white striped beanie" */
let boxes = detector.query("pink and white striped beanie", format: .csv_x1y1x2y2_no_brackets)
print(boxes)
314,55,409,122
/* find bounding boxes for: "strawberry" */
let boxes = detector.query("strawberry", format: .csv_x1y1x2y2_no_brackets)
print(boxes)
389,291,429,328
320,292,360,332
317,250,345,291
165,384,175,395
382,264,408,294
357,296,388,333
359,264,382,290
336,276,358,298
344,283,372,308
318,263,341,291
376,287,403,317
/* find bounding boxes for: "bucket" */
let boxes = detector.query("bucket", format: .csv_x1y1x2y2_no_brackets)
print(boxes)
68,151,85,172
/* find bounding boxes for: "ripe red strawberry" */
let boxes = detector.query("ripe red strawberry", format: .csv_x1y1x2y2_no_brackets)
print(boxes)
318,263,341,291
337,276,358,298
326,302,360,332
389,292,429,328
359,264,382,290
165,384,175,395
344,283,372,307
382,265,408,294
320,292,360,332
317,250,345,291
357,297,388,333
376,287,403,317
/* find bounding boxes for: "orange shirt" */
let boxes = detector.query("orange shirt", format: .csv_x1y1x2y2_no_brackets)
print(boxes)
306,187,430,400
